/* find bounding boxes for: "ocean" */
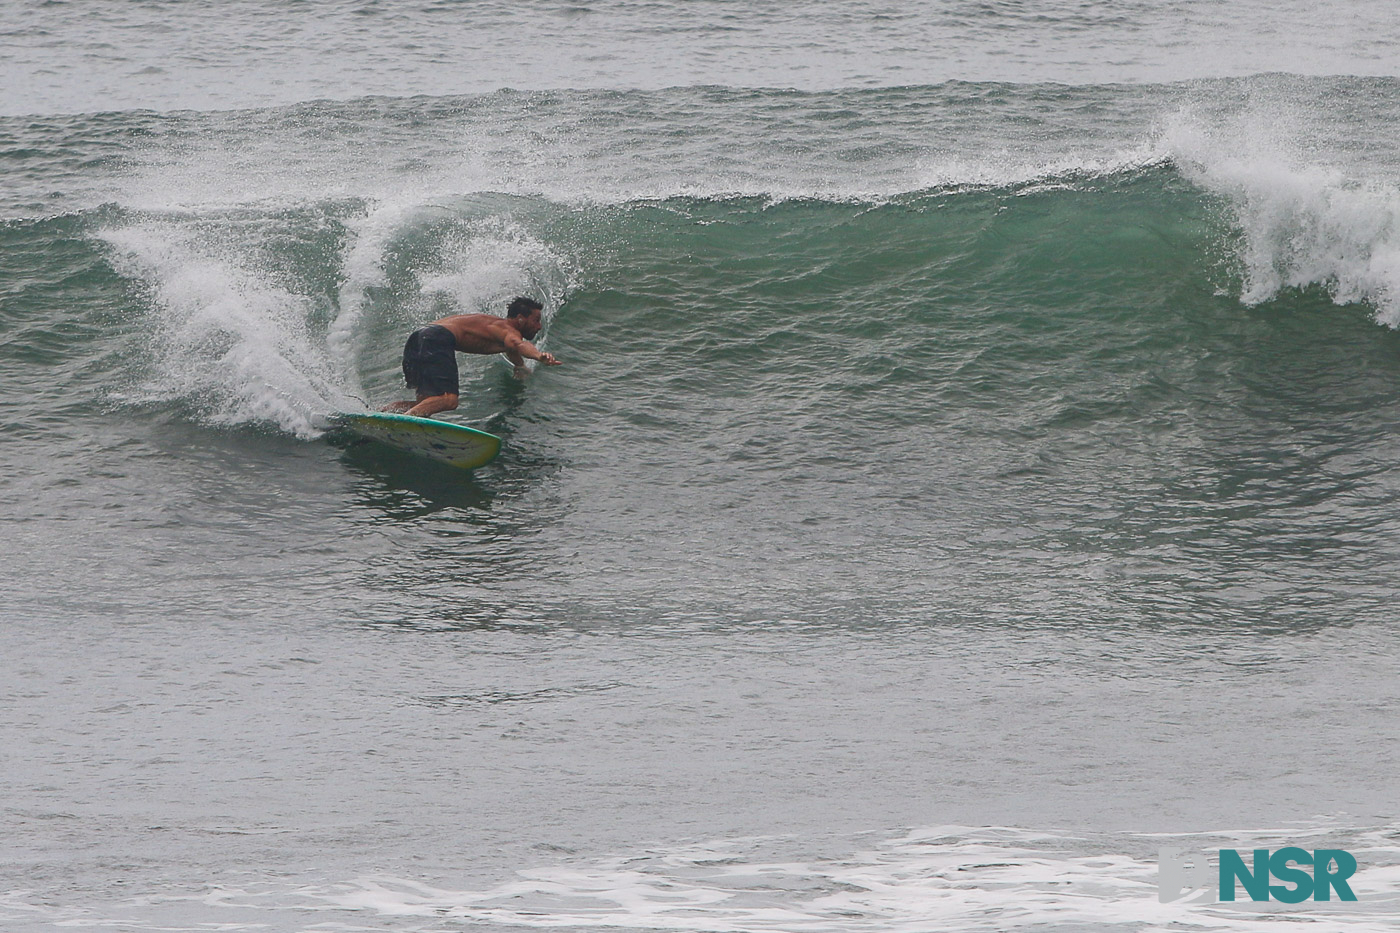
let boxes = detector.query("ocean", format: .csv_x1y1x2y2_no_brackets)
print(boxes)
3,2,1400,931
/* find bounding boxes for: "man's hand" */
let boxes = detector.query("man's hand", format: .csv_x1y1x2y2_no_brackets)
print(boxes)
538,352,561,365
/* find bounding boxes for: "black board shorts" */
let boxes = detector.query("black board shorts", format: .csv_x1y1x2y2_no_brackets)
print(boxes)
401,324,459,397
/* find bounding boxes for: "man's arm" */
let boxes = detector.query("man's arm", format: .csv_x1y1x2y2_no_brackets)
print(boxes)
503,331,562,371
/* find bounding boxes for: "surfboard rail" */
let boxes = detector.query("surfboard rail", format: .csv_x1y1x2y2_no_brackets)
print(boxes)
332,411,502,470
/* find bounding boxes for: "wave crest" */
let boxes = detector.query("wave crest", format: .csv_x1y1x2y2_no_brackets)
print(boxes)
1166,111,1400,325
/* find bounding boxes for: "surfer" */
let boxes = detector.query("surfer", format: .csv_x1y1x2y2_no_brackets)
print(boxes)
382,296,562,417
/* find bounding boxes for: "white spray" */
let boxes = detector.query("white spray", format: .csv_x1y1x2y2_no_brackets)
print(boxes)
1164,109,1400,325
102,220,358,437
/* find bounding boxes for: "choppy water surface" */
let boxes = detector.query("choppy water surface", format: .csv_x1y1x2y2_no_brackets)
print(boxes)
3,3,1400,931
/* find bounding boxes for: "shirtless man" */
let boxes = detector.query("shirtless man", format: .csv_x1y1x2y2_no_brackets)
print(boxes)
382,296,561,417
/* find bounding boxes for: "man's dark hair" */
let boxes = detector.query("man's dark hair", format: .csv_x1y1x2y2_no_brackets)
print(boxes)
507,296,544,318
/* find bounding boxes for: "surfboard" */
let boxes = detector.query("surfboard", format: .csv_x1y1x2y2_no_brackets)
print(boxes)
333,411,502,470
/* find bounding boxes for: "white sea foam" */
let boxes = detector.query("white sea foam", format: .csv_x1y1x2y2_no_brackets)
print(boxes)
32,823,1391,933
412,218,573,328
283,826,1400,933
1164,110,1400,325
327,199,420,372
911,143,1169,195
94,83,1176,215
100,203,572,436
101,220,357,437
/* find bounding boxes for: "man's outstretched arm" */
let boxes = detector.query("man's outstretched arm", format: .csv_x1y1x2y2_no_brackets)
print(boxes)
504,332,562,372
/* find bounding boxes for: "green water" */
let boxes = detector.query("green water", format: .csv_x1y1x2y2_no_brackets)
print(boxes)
6,165,1399,631
5,75,1400,933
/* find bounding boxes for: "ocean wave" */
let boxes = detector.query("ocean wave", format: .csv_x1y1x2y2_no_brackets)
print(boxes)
16,76,1400,441
99,218,358,437
1164,110,1400,325
93,203,571,437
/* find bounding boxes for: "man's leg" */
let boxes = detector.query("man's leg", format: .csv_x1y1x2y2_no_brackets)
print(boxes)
405,392,459,417
383,326,458,415
382,330,425,412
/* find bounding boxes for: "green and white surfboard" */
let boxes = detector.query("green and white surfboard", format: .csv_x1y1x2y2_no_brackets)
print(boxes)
333,411,502,470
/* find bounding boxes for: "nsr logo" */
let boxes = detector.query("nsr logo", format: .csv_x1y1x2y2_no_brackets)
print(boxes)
1159,848,1358,903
